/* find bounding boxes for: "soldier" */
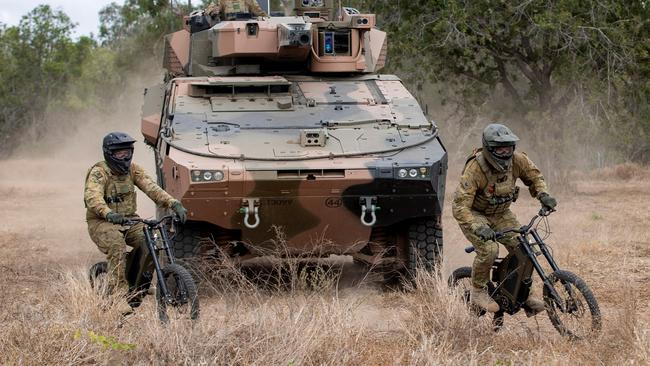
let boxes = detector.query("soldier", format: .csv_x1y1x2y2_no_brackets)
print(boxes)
84,132,187,312
452,124,557,314
205,0,268,21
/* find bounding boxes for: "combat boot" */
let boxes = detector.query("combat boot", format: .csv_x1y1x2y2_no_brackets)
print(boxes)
470,287,499,313
524,295,545,317
115,298,133,315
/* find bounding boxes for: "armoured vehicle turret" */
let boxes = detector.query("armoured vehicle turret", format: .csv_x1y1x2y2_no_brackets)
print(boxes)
141,0,447,279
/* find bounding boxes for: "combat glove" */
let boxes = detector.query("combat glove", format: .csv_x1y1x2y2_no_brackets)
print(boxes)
106,212,126,225
171,201,188,223
538,193,557,210
473,224,496,241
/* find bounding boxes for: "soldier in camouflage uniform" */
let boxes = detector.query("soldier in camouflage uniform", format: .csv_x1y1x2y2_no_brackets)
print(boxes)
452,124,557,313
84,132,187,310
205,0,267,21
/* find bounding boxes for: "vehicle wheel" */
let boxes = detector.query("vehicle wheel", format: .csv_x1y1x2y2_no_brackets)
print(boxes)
89,261,109,297
157,263,200,322
170,223,208,259
448,266,487,317
407,217,443,272
544,270,601,339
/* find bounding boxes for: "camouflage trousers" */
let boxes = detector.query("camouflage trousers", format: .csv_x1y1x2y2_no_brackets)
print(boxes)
460,209,520,289
87,219,146,291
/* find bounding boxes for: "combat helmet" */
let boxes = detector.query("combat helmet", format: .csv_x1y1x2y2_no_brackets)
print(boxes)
103,132,136,175
481,124,519,172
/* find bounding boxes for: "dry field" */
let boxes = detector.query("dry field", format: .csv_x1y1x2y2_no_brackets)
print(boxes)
0,149,648,364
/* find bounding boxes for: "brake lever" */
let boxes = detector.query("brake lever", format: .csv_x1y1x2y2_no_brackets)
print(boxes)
539,207,556,217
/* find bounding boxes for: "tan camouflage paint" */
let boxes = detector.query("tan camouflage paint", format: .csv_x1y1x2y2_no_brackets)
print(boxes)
144,4,447,261
163,10,386,75
206,0,267,20
151,73,439,251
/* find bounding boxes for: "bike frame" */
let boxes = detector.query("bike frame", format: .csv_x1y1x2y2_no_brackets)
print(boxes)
477,210,569,315
125,216,179,304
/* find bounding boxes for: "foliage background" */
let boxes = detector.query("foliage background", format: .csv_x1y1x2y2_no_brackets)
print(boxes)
0,0,648,173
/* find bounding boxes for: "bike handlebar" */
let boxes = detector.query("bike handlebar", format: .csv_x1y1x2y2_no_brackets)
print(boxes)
123,214,178,227
464,207,555,254
494,207,554,238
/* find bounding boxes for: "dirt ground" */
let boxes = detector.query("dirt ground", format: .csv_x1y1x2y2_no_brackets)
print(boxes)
0,135,649,364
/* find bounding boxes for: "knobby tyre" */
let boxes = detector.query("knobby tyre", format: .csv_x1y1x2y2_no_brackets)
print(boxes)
157,263,200,322
544,270,601,339
448,266,473,304
407,217,443,273
170,224,204,259
448,266,488,317
89,261,109,296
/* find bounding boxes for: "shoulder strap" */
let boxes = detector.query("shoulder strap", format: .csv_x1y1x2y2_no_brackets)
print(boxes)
83,161,110,207
461,148,481,174
84,161,109,183
478,152,516,185
475,153,496,181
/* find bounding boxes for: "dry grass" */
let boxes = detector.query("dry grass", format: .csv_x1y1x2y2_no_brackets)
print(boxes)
1,262,647,365
587,162,650,181
0,157,649,365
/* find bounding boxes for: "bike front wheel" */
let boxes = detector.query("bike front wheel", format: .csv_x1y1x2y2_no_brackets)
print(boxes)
544,270,601,339
157,263,200,322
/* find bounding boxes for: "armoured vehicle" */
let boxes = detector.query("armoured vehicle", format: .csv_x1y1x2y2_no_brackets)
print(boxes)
140,0,447,279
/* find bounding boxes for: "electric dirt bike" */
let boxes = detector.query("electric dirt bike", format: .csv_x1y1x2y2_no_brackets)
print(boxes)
89,215,199,322
449,208,601,339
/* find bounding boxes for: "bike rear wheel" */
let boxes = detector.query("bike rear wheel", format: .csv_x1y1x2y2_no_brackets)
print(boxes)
448,266,488,317
157,263,200,322
89,261,109,297
544,270,601,339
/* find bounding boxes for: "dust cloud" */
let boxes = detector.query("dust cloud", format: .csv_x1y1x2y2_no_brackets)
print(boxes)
0,72,162,266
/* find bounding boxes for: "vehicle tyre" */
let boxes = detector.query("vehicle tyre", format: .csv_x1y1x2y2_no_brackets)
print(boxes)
170,223,207,259
89,261,109,296
157,263,200,322
407,217,443,272
544,270,601,339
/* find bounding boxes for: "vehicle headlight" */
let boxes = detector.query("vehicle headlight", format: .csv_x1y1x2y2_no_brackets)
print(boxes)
409,169,418,178
398,169,408,178
191,170,225,182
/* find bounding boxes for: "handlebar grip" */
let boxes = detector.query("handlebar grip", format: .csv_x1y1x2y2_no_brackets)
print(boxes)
539,207,556,216
465,246,475,253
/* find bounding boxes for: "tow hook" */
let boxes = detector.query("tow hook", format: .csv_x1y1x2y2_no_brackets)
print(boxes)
359,197,379,227
239,198,260,229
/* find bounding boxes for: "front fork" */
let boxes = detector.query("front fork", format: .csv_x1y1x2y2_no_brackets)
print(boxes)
522,230,571,312
143,226,173,303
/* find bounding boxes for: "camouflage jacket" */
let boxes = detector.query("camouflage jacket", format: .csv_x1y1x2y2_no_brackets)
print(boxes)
84,161,178,221
452,150,548,231
206,0,267,19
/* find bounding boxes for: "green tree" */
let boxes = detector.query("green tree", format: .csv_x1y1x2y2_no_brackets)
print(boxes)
0,5,93,151
357,0,650,166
